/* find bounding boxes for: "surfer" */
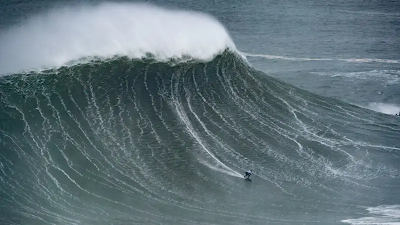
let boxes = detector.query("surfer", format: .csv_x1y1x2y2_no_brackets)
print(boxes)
244,170,253,179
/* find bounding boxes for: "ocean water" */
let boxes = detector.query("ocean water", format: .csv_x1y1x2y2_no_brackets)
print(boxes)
0,1,399,225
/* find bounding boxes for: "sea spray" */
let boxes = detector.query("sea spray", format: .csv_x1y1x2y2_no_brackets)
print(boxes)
0,2,236,75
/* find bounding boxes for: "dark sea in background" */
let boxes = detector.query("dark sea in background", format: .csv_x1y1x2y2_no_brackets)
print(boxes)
0,0,399,224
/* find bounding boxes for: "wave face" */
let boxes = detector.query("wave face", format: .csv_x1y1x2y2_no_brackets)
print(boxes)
1,51,400,225
1,3,400,225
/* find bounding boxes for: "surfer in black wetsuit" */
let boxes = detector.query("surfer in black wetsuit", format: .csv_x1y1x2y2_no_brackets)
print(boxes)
244,170,252,179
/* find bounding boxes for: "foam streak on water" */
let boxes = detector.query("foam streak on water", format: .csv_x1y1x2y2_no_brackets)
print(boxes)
243,53,400,64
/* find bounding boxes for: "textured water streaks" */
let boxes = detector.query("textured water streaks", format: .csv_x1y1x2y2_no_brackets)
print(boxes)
0,53,399,224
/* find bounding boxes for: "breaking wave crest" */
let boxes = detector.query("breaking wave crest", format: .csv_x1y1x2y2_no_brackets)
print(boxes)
0,2,236,75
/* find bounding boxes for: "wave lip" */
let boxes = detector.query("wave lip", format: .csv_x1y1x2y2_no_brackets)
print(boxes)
0,2,236,75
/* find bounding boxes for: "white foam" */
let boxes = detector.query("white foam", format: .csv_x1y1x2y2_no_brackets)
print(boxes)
0,2,236,75
365,103,400,115
341,205,400,225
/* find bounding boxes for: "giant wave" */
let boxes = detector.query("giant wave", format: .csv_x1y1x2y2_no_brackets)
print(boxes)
1,3,399,225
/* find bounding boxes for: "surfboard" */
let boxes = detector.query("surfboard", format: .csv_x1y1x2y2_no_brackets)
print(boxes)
244,177,252,182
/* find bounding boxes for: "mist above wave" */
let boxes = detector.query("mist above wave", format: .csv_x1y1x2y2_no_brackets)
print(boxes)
0,2,236,75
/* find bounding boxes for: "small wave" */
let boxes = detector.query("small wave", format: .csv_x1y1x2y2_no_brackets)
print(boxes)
243,53,400,64
0,2,236,75
242,53,332,61
365,103,400,115
339,58,400,64
311,70,400,85
341,205,400,224
337,9,400,17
